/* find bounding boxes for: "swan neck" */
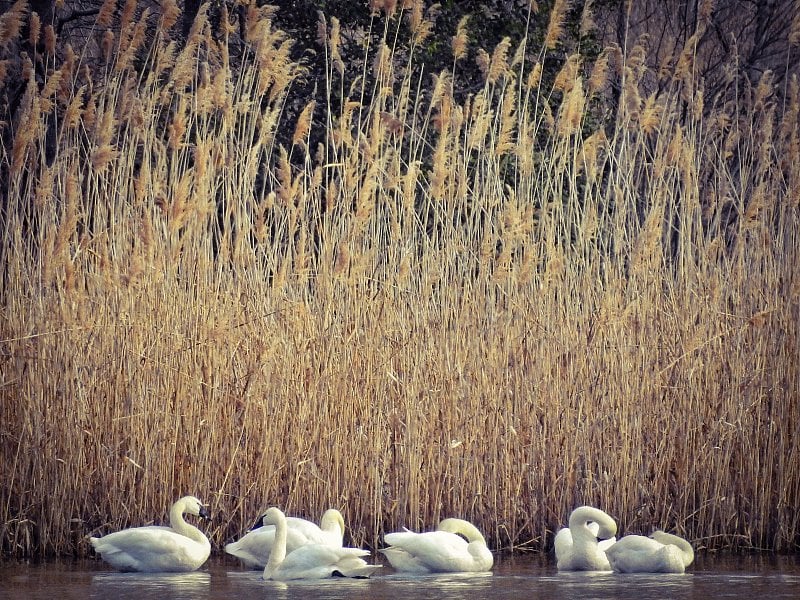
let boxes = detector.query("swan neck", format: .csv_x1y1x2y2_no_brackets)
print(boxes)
169,499,208,546
569,506,616,540
653,532,694,565
462,523,486,545
439,519,487,544
265,511,287,575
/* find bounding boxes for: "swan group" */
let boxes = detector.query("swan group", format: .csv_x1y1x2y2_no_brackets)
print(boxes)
260,507,382,580
89,495,211,572
225,508,345,569
89,497,695,579
381,518,493,573
554,505,695,574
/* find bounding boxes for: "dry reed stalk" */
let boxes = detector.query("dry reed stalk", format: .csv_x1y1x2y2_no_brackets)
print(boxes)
0,1,798,560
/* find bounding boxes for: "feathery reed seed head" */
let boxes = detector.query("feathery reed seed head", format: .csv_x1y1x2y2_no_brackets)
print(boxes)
452,15,470,62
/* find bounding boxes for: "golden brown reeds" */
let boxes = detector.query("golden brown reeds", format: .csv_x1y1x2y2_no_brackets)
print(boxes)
544,0,568,50
0,0,798,561
451,15,469,63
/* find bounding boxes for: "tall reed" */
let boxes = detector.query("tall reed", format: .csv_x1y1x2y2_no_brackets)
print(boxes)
1,0,798,557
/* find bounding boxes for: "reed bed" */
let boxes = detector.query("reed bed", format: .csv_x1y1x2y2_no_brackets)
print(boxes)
1,1,798,558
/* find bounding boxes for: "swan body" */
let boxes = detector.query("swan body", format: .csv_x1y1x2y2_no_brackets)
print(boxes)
261,507,381,580
381,518,493,573
90,496,211,572
554,506,617,571
605,531,694,573
225,508,345,569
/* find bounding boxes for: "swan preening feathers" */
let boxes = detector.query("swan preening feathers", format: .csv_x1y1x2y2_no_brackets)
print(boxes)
381,518,493,573
260,507,381,580
225,508,345,569
554,505,695,574
605,530,695,574
89,496,211,573
554,505,618,571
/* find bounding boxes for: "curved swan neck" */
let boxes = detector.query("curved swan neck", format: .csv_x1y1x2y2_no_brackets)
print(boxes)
169,498,208,546
438,519,487,545
264,508,287,577
651,531,694,565
569,506,617,541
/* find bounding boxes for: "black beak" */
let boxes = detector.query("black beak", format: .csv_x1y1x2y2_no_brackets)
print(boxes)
248,515,266,531
199,506,211,520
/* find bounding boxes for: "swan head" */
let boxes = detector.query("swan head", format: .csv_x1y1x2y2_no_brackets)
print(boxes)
251,507,289,531
320,509,346,536
250,512,270,531
181,496,211,519
260,507,285,527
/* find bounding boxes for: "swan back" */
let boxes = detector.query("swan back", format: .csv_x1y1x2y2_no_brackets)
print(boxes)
605,531,693,573
382,519,493,573
267,544,380,580
90,495,211,572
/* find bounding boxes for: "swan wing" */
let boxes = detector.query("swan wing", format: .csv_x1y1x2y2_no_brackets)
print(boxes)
225,522,320,568
286,516,343,547
380,547,433,573
332,554,383,578
225,526,276,569
605,535,669,573
267,545,374,580
284,517,322,538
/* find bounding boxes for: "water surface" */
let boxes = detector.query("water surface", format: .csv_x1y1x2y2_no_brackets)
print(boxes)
2,553,799,599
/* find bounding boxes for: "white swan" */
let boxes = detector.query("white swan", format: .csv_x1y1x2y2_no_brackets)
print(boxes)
605,530,694,573
380,518,493,573
260,507,382,580
225,508,345,569
554,505,618,571
89,496,211,572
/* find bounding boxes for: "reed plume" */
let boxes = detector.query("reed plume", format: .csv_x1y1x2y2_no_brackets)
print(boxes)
0,0,797,560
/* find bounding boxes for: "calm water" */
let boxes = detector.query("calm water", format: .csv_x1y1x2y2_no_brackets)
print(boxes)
1,554,799,599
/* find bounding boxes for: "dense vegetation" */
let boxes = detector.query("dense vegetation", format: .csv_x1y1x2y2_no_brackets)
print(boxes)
1,0,798,557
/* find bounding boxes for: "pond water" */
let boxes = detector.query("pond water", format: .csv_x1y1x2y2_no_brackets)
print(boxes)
1,553,799,599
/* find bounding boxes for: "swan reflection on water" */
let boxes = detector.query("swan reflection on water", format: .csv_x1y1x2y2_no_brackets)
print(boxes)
552,569,694,594
90,570,210,598
5,557,799,600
